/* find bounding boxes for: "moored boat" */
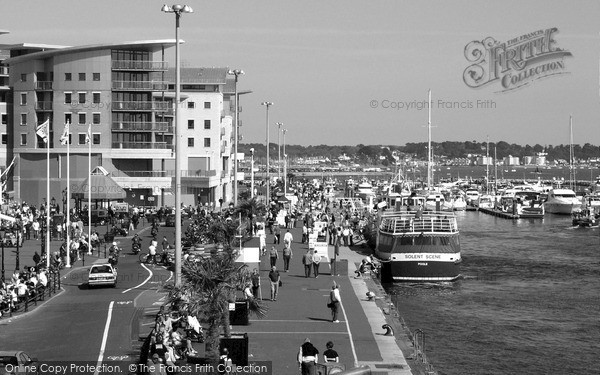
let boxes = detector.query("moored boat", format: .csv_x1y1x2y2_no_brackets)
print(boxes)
376,210,461,281
544,188,581,214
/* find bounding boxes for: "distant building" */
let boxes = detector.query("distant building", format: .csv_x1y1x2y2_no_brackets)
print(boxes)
503,155,520,165
475,156,493,166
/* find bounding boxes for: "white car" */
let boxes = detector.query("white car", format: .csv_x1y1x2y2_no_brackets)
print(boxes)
88,264,117,288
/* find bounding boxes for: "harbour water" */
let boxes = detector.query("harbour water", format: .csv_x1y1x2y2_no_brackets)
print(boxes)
386,212,600,375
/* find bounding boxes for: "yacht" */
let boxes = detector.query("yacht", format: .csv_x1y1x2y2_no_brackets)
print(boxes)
544,188,581,214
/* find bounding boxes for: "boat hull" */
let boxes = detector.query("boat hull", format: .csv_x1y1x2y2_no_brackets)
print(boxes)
383,252,461,282
544,202,580,215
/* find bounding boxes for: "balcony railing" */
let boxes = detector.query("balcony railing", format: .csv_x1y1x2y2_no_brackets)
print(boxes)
35,101,53,111
111,122,172,132
112,81,168,91
35,81,53,90
112,101,171,111
111,60,168,71
111,142,170,149
109,169,217,178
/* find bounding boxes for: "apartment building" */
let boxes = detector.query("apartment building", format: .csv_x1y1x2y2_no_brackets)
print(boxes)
3,40,234,208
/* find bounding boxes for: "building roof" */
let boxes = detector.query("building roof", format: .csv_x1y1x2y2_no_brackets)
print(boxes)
0,30,9,36
164,67,229,84
223,77,236,94
0,42,69,51
3,40,177,65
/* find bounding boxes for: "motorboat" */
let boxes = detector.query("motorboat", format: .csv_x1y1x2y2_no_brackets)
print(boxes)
544,188,581,214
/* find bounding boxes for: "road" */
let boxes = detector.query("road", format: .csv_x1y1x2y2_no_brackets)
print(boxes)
0,224,177,372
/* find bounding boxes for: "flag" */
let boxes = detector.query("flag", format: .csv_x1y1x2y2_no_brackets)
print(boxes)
60,121,70,145
85,124,91,144
36,119,49,143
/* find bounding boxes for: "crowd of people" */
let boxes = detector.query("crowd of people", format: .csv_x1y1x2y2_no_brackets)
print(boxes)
0,267,50,318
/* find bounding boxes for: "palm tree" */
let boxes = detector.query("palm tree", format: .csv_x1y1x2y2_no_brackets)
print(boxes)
168,215,267,364
236,197,266,236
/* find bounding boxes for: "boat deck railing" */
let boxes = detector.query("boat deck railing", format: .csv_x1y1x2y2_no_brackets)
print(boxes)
379,211,458,234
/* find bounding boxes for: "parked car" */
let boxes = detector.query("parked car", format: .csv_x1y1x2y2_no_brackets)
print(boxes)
88,263,117,288
0,351,38,375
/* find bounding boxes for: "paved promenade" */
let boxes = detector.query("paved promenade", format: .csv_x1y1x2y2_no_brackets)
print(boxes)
240,225,417,375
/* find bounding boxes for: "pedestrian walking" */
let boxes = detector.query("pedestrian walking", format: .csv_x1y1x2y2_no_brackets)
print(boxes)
273,224,281,244
268,266,280,301
297,338,319,375
312,250,321,278
257,225,266,256
323,341,339,362
282,242,292,272
302,249,313,278
283,229,293,245
329,282,341,323
269,246,278,268
250,268,261,300
302,223,308,244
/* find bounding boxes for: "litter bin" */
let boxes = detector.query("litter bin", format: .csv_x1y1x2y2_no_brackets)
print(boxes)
220,333,248,366
230,299,249,326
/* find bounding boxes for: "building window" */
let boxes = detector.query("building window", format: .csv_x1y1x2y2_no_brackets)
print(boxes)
78,92,86,104
187,120,194,129
20,113,27,125
78,133,86,145
92,92,101,104
1,134,6,145
20,133,27,145
204,120,211,130
188,137,194,147
65,73,72,81
20,93,27,105
93,73,100,81
64,113,72,124
1,114,6,125
78,73,86,81
78,113,86,125
204,138,211,147
20,74,26,82
92,133,100,145
187,102,195,109
204,101,211,109
92,113,100,125
65,92,72,104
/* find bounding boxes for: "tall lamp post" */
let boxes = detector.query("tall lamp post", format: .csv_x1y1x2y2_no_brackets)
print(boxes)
261,102,273,207
228,69,244,206
282,128,287,195
276,122,283,181
162,3,193,287
250,148,255,199
1,228,5,281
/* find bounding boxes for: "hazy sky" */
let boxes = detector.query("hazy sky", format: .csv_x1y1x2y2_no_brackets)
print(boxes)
2,0,599,147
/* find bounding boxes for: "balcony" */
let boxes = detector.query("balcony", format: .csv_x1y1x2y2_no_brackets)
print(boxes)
109,169,217,178
112,81,168,91
0,66,8,76
111,60,168,71
35,81,53,90
111,121,172,132
112,101,171,112
35,101,53,111
111,142,170,149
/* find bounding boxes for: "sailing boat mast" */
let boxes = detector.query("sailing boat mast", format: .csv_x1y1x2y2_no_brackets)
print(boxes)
494,145,498,193
486,136,489,194
427,89,432,190
569,115,575,190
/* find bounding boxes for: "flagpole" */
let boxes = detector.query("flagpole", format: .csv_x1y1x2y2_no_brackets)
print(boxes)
46,124,50,269
87,124,91,255
65,125,71,268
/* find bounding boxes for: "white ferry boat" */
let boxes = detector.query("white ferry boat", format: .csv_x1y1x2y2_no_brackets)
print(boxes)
376,210,461,282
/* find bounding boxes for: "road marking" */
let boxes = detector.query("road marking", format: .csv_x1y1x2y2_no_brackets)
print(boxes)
107,355,129,360
122,263,153,294
94,301,114,375
339,298,359,367
116,301,133,305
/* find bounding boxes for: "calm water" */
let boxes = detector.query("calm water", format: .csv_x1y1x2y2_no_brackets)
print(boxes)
386,211,600,375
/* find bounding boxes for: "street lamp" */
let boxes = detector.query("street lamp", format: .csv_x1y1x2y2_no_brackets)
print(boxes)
14,222,20,271
276,122,283,181
250,148,255,199
261,102,273,207
282,129,288,195
1,227,5,281
227,69,244,206
162,3,193,287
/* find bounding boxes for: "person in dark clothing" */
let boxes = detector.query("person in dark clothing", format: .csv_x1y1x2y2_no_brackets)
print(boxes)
297,338,319,375
323,341,339,363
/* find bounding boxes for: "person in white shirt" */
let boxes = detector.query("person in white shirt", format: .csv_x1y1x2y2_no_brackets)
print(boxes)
283,230,293,245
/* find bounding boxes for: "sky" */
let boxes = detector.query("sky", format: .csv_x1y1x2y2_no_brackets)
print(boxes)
2,0,599,148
